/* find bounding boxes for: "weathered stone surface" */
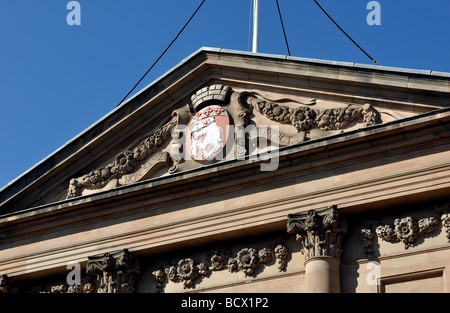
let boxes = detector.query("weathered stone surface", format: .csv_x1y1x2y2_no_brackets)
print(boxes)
287,206,348,261
1,48,449,294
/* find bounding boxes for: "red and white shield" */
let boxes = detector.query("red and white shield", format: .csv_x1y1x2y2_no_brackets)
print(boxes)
187,105,230,161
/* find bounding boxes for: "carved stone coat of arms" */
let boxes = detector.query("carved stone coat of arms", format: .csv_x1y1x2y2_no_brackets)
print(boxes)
187,105,230,161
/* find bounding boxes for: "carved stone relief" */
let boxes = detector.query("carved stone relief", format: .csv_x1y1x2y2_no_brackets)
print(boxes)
37,249,140,293
85,249,140,293
152,243,289,293
67,116,178,198
360,220,377,256
442,212,450,241
0,274,18,293
286,205,348,261
66,83,384,199
360,204,450,256
239,92,381,133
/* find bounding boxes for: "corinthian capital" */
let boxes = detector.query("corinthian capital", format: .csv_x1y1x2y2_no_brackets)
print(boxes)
86,249,140,293
286,205,348,261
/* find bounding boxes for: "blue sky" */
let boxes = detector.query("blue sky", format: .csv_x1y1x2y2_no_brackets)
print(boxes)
1,0,449,190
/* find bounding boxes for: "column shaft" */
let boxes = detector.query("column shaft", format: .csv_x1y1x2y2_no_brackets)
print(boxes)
304,256,341,293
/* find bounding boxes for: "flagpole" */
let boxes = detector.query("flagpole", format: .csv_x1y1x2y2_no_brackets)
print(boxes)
252,0,260,53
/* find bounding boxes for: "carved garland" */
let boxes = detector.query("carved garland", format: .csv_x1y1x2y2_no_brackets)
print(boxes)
66,84,231,199
67,85,383,198
152,244,289,292
240,92,381,132
360,205,450,256
67,116,177,198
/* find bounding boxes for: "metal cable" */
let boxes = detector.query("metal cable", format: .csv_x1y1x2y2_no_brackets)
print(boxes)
275,0,291,56
313,0,378,64
117,0,207,107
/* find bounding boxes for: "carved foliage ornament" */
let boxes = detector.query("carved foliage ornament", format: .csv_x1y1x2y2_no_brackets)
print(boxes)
360,205,450,255
240,92,381,132
0,274,18,293
66,84,232,199
86,249,140,293
42,249,140,293
67,84,382,198
286,205,348,261
67,117,177,198
377,215,441,249
152,244,289,293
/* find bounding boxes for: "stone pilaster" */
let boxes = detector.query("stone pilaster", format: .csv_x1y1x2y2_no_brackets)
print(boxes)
287,205,348,293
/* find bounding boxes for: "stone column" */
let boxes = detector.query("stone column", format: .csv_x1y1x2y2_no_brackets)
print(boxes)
287,205,348,293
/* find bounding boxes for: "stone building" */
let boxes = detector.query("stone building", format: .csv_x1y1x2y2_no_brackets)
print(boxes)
1,47,449,293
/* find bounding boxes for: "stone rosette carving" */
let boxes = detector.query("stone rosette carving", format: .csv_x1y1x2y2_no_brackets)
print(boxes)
240,92,381,133
208,248,230,271
177,258,199,288
46,280,96,294
361,204,450,255
229,248,259,277
66,84,233,199
376,215,441,249
67,117,177,198
67,84,383,199
177,258,209,289
152,243,289,292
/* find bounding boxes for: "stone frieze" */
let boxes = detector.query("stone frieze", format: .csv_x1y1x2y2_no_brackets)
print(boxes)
152,243,289,293
360,204,450,256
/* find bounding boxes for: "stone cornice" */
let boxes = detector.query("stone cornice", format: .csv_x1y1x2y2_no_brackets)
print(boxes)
1,161,450,277
1,107,449,225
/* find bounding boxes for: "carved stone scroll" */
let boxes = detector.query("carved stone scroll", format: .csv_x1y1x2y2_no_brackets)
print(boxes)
66,85,230,198
118,151,170,185
67,116,177,198
287,205,348,261
67,84,384,199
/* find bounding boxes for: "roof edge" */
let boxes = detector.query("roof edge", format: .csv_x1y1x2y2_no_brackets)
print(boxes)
2,106,450,222
210,47,450,78
1,47,449,208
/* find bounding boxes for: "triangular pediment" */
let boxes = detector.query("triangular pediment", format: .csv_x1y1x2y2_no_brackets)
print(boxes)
1,47,449,214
